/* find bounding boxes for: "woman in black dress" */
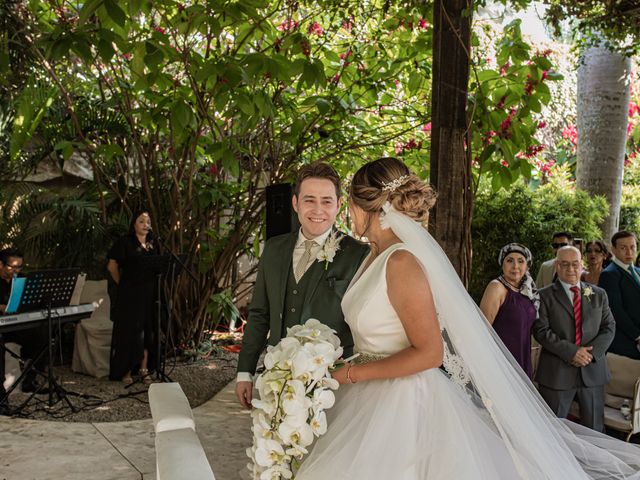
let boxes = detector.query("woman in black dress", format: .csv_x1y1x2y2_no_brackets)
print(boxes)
107,210,158,385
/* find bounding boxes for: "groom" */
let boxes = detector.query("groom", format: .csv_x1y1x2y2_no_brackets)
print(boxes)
235,162,369,409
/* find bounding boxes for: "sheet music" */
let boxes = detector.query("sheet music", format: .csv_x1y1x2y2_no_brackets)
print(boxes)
69,273,86,306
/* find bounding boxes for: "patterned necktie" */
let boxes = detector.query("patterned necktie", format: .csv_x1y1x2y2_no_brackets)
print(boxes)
628,265,640,287
294,240,316,283
570,286,582,346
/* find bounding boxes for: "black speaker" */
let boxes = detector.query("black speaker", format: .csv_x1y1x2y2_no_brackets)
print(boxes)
266,183,299,239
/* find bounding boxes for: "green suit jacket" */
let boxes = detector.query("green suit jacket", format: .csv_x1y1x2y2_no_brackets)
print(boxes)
237,230,369,375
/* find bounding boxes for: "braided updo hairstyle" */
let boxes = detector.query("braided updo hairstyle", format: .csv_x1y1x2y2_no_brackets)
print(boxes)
349,157,437,227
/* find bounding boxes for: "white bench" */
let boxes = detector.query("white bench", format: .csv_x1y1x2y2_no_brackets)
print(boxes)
149,382,196,433
148,383,215,480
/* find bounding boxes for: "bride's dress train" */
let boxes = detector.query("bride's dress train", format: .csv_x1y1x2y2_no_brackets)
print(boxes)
296,222,640,480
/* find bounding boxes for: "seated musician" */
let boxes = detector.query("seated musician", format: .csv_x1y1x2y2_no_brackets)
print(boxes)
0,248,48,409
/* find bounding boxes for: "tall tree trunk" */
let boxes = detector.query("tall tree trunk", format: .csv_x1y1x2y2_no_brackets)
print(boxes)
429,0,473,286
576,46,631,242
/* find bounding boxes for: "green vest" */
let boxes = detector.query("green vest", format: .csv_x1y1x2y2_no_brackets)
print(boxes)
282,262,316,330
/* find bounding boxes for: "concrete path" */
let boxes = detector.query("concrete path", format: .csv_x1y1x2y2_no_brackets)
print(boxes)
0,382,252,480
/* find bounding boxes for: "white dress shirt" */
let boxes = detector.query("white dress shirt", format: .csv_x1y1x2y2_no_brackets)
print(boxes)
558,280,581,303
612,256,635,274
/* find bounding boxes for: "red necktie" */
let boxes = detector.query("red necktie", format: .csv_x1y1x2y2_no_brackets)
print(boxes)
570,286,582,345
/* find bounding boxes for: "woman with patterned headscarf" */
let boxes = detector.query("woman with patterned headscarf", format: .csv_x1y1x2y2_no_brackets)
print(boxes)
480,243,540,378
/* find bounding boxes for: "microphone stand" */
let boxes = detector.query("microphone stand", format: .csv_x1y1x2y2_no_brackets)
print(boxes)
151,231,198,383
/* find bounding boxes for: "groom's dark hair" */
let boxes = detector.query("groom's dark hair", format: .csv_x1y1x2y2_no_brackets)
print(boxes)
294,162,341,199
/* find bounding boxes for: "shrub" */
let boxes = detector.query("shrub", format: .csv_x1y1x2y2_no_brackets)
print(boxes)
470,172,608,302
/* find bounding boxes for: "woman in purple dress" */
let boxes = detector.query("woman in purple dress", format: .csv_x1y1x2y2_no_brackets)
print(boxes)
480,243,539,378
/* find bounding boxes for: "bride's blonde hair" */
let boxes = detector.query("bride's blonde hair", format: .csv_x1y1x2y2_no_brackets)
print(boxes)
349,157,436,226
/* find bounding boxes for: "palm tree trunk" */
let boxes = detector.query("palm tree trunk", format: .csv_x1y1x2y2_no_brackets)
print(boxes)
429,0,473,286
576,46,631,242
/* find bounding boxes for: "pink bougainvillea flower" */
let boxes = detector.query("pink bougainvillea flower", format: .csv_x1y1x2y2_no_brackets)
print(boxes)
538,121,546,129
154,26,166,34
525,144,545,158
404,138,418,150
277,19,299,32
562,124,578,145
418,18,429,30
300,39,311,57
308,22,324,36
422,122,432,132
500,159,509,167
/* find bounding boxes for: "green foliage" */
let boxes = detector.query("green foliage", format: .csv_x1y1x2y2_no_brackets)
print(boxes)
207,288,241,333
544,1,640,56
2,0,441,343
470,19,562,192
470,170,608,301
0,182,127,277
621,156,640,234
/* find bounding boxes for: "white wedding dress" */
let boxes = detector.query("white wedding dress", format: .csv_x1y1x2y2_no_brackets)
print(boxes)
296,207,640,480
297,244,523,479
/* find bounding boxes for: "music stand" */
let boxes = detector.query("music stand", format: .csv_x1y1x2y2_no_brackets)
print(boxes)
137,255,183,383
14,269,81,411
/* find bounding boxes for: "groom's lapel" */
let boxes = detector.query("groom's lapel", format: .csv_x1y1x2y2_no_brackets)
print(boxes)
276,232,298,315
300,258,326,323
300,228,343,323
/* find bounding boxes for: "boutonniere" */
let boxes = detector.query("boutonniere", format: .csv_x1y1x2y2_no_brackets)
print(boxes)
582,286,594,302
316,231,343,269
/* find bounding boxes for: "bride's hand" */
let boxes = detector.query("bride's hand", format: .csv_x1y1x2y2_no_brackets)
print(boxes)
331,363,353,385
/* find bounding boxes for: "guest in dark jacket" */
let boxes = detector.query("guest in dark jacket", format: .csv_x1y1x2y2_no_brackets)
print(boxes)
599,231,640,360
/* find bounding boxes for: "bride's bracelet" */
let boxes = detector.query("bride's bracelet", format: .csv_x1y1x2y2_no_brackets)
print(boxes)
346,364,357,384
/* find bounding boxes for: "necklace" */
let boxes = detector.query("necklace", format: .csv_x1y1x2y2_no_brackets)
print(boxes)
500,276,521,291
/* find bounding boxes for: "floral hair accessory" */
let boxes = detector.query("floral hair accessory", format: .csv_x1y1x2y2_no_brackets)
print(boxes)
381,175,410,192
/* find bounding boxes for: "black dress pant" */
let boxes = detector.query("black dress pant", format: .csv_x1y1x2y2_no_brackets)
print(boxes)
0,325,49,391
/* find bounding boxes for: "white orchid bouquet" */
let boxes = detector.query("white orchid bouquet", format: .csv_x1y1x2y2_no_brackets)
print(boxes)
247,319,344,480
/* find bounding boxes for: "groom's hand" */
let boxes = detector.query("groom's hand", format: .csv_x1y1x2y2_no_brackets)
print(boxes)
236,381,253,409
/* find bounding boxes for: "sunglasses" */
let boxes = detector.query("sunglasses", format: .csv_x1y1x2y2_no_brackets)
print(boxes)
551,242,568,249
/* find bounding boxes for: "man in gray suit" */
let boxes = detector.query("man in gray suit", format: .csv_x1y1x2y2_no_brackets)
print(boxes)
533,246,615,432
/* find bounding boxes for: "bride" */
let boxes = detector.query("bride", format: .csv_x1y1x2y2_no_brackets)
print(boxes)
296,157,640,479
